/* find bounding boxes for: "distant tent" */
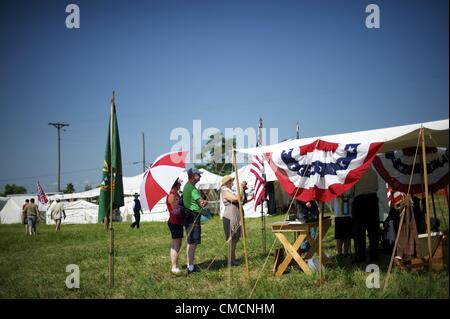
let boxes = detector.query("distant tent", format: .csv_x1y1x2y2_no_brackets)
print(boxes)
0,197,8,212
46,199,98,224
0,195,46,224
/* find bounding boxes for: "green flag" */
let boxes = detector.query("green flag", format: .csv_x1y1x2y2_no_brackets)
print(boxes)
98,93,124,223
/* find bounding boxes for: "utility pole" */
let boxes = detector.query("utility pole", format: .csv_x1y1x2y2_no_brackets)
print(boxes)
142,132,146,172
48,122,69,192
296,121,300,139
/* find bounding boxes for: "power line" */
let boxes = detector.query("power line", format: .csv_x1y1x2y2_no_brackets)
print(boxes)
0,161,141,183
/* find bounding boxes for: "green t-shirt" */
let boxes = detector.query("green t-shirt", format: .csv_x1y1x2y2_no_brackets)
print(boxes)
183,182,202,213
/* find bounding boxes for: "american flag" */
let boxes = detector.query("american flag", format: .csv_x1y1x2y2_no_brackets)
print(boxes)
250,155,267,211
36,182,48,206
386,183,402,207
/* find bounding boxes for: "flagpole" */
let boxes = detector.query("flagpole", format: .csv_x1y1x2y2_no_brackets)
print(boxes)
109,90,115,288
258,117,266,254
233,149,250,278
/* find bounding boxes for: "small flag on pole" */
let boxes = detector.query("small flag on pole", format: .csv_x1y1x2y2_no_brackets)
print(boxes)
250,155,267,211
37,182,48,206
386,183,402,208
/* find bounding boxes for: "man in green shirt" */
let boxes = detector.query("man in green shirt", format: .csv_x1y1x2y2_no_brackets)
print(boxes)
182,168,208,273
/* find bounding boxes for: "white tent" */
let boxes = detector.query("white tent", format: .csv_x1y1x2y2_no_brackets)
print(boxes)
236,119,448,156
0,195,47,224
46,200,98,224
234,119,449,218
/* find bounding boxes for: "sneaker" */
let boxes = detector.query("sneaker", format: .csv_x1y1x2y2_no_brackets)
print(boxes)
171,267,182,275
187,265,195,274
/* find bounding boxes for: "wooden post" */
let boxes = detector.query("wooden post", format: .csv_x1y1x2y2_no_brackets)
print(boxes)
319,202,323,284
233,150,250,277
420,128,433,270
383,206,406,290
109,90,115,288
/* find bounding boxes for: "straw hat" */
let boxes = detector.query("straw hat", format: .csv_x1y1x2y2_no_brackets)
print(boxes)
221,175,234,187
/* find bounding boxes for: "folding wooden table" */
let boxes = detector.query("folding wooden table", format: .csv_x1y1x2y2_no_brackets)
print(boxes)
271,217,332,276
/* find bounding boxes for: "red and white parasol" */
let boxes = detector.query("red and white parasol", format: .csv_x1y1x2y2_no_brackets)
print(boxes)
140,151,188,212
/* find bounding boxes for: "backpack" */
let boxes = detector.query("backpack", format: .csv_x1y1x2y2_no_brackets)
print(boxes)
171,195,187,219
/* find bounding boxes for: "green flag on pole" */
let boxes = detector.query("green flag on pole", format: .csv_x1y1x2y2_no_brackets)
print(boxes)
98,91,124,223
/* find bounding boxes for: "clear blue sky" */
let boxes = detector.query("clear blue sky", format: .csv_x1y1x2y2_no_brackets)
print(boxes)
0,0,448,193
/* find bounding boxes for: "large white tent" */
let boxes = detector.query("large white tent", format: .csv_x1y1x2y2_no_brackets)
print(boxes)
234,119,449,219
46,199,98,224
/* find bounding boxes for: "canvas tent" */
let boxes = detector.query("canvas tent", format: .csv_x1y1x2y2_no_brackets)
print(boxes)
234,119,448,281
46,199,98,224
0,195,47,224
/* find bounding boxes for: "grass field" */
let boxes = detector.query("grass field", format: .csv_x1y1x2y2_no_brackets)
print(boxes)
0,213,448,299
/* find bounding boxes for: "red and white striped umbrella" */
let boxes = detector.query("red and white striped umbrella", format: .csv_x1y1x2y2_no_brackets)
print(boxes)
140,151,188,212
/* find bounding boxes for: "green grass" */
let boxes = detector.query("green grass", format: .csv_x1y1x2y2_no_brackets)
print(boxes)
0,214,448,299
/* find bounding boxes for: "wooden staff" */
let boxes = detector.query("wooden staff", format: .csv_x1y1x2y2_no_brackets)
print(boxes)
233,150,250,277
420,128,433,270
109,90,115,288
383,206,406,290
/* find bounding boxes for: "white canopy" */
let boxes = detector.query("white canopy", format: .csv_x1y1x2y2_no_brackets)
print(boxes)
235,119,449,155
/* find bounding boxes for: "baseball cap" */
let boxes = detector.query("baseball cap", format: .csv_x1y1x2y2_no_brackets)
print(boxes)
187,168,203,177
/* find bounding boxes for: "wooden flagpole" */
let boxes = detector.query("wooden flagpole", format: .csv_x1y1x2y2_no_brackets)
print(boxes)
420,128,433,270
109,90,115,288
233,150,250,278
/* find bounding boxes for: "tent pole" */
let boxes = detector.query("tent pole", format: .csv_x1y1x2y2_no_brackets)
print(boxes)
319,202,323,284
420,128,433,271
233,150,250,278
383,206,406,290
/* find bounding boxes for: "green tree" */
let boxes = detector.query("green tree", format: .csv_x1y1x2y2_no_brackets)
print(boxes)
195,133,238,176
84,184,93,191
1,184,27,196
63,183,75,194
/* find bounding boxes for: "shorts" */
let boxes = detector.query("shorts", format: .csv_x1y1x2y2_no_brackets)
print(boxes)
168,222,184,239
223,217,241,241
27,216,37,228
334,217,354,239
185,213,201,245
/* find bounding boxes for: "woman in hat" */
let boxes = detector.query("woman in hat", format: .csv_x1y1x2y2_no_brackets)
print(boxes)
166,178,185,274
220,175,244,266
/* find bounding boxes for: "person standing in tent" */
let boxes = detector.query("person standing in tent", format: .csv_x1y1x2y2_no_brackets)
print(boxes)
182,168,208,274
166,178,185,275
51,198,66,233
351,166,380,262
333,193,354,258
26,198,39,235
22,199,29,235
130,193,143,229
220,175,245,266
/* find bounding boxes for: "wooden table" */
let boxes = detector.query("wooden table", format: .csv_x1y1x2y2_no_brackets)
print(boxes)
271,217,332,276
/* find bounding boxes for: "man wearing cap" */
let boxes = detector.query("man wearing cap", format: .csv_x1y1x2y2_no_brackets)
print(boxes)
182,168,208,273
131,193,143,229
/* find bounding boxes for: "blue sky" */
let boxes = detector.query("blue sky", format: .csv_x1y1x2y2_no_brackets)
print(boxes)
0,0,448,193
